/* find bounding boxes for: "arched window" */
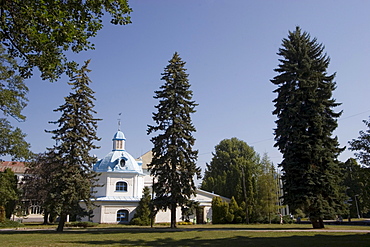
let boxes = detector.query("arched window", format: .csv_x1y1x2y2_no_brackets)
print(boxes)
120,159,126,168
116,181,127,192
117,209,129,222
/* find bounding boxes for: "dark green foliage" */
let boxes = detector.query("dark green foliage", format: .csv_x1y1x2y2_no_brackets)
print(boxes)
227,197,240,223
201,138,260,223
271,27,345,228
45,60,101,232
181,200,199,222
211,196,229,224
349,117,370,168
0,0,132,81
0,44,31,161
130,187,152,226
147,52,200,228
340,158,370,218
0,168,18,222
211,196,245,224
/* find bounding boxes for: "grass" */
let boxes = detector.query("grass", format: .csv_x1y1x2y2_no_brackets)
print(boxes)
0,223,369,246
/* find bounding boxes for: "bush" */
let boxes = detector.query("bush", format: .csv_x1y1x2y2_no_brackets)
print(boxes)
65,221,98,228
283,215,294,224
225,212,234,223
234,216,243,223
0,219,24,228
178,221,193,225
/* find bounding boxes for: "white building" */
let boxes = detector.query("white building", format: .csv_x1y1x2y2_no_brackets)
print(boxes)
85,128,228,224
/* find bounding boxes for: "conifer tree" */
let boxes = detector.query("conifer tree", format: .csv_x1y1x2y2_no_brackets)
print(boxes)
148,52,200,228
46,60,100,232
255,154,280,224
130,187,152,226
271,27,345,228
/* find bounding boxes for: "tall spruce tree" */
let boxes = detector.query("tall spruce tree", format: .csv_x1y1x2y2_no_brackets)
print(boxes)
271,27,345,229
147,52,200,228
46,60,100,232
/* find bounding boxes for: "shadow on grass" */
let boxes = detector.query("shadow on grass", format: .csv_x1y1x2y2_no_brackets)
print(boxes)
64,233,370,247
0,228,369,247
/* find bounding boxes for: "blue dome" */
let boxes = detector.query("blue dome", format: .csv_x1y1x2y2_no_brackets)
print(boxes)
94,150,143,174
113,130,126,140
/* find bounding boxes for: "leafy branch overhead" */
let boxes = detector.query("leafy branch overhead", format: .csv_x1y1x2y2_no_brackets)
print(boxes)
0,0,132,81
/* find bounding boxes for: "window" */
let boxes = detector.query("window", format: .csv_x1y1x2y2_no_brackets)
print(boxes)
116,181,127,192
117,209,129,222
116,140,123,150
120,159,126,168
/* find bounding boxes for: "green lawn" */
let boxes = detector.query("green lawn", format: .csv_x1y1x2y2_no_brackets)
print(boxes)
0,224,369,247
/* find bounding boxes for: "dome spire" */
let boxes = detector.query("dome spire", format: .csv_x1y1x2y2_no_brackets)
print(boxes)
113,113,126,151
118,112,122,131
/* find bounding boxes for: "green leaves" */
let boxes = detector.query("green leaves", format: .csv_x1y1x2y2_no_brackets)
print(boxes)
349,118,370,168
0,0,132,81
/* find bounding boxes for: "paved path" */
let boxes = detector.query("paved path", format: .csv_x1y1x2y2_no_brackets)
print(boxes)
1,227,369,233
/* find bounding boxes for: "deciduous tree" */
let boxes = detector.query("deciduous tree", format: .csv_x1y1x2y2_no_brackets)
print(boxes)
349,117,370,168
147,52,200,228
201,137,260,223
0,0,132,81
23,151,60,224
0,44,31,161
271,26,345,228
0,1,132,160
0,168,18,222
341,158,370,218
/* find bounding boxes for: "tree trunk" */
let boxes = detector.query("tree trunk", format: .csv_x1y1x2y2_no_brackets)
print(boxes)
0,206,5,223
310,217,325,229
170,202,177,228
43,211,49,225
241,167,249,224
57,212,67,232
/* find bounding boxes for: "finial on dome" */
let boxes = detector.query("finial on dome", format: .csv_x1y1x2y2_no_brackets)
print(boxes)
118,112,122,131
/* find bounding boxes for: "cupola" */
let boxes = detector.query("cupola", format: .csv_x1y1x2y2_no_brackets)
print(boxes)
113,130,126,151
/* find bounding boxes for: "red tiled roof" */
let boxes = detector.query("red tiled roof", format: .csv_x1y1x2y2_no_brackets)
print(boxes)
0,161,27,174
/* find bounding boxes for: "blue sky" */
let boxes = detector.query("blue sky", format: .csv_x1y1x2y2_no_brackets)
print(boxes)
10,0,370,175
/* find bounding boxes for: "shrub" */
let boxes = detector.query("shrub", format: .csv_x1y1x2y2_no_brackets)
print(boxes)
283,215,294,224
178,221,193,225
0,219,24,228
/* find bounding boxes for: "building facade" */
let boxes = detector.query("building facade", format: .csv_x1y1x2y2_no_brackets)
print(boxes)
83,129,227,224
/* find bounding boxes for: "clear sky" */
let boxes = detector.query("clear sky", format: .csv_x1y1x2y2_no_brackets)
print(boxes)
10,0,370,176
